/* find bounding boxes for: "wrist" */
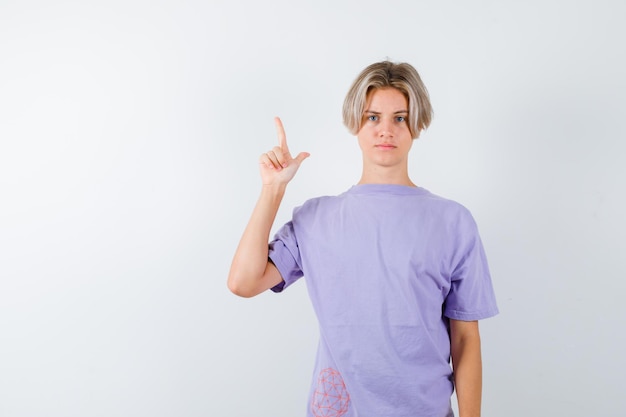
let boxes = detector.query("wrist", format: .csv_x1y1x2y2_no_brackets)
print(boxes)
259,183,287,203
261,182,287,193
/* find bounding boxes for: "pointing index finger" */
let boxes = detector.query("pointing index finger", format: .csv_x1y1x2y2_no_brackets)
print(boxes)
274,117,289,153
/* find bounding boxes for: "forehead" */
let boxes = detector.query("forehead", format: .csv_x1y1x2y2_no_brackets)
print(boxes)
365,87,408,111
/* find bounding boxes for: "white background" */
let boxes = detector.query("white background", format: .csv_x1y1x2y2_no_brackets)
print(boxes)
1,0,624,416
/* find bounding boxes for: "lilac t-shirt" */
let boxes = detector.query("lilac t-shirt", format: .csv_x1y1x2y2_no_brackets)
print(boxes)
268,184,498,417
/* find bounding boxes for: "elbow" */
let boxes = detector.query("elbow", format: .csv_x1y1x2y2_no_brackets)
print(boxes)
227,274,257,298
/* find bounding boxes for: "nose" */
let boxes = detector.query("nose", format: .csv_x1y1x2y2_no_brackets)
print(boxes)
378,118,394,138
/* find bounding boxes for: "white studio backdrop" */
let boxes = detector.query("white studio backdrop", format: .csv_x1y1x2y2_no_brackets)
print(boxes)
1,0,624,416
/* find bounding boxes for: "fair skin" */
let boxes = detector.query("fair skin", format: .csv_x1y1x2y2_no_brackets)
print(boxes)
451,320,483,417
227,88,483,417
357,87,415,186
227,117,306,298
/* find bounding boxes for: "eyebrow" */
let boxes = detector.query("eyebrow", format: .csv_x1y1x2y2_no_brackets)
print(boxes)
364,110,408,114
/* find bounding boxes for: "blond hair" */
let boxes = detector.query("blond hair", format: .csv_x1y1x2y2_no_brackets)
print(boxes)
342,61,433,139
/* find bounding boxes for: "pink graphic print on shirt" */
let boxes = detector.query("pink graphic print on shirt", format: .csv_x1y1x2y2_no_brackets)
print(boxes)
311,368,350,417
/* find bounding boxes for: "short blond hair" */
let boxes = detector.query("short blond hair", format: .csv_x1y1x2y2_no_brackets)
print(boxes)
342,61,433,139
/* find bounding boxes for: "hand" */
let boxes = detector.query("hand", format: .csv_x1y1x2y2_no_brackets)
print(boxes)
258,117,310,186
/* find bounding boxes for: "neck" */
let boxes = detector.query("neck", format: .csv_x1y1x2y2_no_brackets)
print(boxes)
358,166,415,187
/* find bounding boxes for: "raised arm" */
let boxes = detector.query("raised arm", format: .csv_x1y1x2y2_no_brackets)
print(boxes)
227,117,309,298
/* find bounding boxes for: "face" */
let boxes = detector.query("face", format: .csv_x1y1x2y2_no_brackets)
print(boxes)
357,87,413,171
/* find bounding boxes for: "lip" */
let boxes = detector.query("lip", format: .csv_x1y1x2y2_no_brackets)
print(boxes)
375,144,396,150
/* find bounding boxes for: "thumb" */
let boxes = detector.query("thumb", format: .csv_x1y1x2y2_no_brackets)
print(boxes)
294,152,310,164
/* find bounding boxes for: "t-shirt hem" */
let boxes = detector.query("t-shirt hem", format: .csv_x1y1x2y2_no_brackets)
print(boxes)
267,253,290,293
444,307,499,321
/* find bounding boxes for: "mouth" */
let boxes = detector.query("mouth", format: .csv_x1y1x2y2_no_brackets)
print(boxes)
375,144,396,150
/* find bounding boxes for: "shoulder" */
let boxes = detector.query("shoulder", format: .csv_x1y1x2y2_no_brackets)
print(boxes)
416,190,481,238
421,189,475,218
293,192,347,216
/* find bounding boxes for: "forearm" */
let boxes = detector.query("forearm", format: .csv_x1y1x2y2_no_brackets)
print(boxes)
227,184,286,296
451,321,482,417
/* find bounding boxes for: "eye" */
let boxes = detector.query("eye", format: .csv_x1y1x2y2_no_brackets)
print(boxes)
367,115,379,122
395,116,406,122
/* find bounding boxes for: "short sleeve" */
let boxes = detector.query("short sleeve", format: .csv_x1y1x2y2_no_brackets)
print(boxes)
268,220,304,293
443,212,499,321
